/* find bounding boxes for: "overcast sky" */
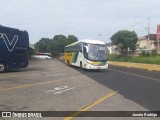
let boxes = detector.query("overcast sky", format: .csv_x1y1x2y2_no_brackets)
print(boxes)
0,0,160,44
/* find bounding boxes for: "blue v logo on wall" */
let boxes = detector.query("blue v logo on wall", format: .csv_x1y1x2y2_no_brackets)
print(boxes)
0,33,18,52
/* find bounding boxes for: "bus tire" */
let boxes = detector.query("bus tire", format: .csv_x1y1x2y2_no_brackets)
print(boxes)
96,69,100,72
0,63,6,73
80,62,83,71
67,60,70,67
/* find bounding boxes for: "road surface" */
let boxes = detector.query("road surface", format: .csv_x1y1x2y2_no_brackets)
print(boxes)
0,59,159,120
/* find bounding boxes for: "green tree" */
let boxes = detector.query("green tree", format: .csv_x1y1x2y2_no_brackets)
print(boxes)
67,35,78,45
110,30,138,55
34,38,51,52
52,35,68,53
34,35,79,56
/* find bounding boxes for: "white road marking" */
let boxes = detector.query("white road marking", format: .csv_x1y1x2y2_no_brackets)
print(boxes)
46,86,75,94
46,86,68,92
54,87,75,94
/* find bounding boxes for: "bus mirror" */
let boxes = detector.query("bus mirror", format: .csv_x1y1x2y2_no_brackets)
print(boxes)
83,47,86,53
84,46,88,53
86,47,88,53
106,48,109,54
83,46,88,55
83,46,88,58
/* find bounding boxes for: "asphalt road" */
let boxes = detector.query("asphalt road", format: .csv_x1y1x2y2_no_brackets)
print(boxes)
81,65,160,111
0,59,160,120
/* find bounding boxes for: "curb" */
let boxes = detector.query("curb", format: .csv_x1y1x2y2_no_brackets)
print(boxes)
109,61,160,72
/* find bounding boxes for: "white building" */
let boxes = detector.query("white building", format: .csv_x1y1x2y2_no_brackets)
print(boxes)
136,34,157,50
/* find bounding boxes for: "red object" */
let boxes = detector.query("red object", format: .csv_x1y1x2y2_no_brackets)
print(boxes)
35,52,44,55
157,24,160,40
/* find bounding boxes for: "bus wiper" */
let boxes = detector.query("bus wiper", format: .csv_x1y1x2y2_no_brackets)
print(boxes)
99,53,103,60
94,52,99,60
94,47,100,60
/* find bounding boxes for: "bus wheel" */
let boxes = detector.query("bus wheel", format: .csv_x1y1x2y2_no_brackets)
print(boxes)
67,60,70,67
96,69,100,72
80,62,83,71
0,63,6,73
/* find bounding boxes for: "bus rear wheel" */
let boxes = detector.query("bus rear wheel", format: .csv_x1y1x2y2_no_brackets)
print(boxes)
67,60,70,67
0,63,6,73
80,62,83,71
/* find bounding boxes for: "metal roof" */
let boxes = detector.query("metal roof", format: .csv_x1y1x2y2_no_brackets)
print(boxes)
29,44,35,50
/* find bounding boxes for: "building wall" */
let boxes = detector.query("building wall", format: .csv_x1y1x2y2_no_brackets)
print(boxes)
137,39,157,50
106,44,120,54
137,40,148,49
157,24,160,40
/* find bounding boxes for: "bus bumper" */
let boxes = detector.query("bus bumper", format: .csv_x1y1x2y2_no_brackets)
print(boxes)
84,64,108,70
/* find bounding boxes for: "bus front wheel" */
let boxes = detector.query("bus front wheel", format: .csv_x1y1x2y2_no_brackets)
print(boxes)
0,63,6,73
80,62,83,71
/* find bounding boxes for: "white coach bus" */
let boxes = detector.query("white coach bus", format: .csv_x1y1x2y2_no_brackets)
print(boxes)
64,39,108,70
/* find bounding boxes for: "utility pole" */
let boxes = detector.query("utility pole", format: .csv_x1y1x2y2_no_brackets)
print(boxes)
134,17,150,49
157,25,160,53
147,17,150,46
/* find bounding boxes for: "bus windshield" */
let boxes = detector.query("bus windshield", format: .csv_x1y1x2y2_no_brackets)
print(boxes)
88,44,107,61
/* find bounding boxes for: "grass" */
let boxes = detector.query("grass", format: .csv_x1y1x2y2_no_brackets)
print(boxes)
108,54,160,65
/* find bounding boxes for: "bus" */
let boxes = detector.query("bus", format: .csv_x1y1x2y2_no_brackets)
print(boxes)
33,52,52,59
0,25,29,72
64,39,108,70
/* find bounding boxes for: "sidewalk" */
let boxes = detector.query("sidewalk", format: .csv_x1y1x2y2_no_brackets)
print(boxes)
109,61,160,72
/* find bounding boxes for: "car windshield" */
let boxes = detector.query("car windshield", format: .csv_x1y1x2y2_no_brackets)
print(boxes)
88,44,107,61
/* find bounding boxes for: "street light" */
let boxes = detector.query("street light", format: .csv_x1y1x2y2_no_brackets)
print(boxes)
97,34,102,41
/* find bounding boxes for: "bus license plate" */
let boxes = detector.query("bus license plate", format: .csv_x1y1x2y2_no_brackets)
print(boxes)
97,67,101,69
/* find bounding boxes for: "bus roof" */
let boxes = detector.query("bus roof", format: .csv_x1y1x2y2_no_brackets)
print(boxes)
80,39,106,44
66,39,106,47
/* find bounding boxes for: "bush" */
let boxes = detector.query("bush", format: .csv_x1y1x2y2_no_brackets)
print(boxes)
108,54,160,65
141,50,146,56
151,50,158,56
108,54,121,61
141,50,150,56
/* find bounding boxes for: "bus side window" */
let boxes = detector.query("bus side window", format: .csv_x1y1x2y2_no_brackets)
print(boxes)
83,47,88,58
